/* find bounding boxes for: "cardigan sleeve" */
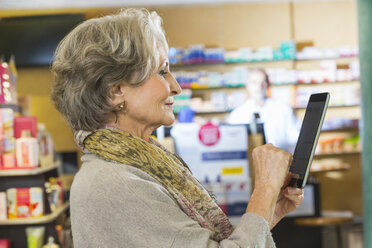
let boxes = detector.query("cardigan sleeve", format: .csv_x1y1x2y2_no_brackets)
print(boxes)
70,155,276,248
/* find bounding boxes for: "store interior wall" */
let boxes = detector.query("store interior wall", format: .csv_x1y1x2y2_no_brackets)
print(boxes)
0,0,362,214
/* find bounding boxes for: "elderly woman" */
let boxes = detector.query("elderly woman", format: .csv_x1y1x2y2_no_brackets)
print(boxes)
51,9,304,248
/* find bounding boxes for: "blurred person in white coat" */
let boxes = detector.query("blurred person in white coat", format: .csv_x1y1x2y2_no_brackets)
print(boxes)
228,69,300,152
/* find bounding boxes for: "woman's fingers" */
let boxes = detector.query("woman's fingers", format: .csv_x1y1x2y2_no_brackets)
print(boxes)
284,193,304,201
283,187,304,204
252,144,294,193
283,187,304,195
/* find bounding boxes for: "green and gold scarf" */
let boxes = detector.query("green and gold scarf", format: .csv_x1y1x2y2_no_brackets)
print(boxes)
79,128,233,241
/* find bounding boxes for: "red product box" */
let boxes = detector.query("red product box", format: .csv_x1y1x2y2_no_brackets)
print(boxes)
14,116,37,139
16,188,31,218
0,239,10,248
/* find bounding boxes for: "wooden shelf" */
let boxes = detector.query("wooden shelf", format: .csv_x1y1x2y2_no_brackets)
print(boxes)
310,163,351,174
0,104,21,112
295,216,353,227
295,56,358,62
314,151,361,157
0,201,69,226
321,127,359,133
294,104,360,110
0,161,61,177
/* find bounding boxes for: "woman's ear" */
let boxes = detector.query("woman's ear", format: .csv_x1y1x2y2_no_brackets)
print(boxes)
109,83,126,106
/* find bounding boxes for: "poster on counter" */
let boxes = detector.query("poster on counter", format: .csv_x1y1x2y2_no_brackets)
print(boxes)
171,122,249,182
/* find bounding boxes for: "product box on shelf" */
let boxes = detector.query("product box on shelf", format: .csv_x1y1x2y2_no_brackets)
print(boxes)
311,158,350,173
0,108,15,169
1,153,16,168
16,130,39,168
296,45,358,60
6,187,44,219
0,192,7,220
0,239,10,248
14,116,38,139
316,132,360,155
0,108,14,140
0,115,56,170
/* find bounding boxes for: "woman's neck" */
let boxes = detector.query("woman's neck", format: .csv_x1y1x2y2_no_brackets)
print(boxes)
107,121,155,141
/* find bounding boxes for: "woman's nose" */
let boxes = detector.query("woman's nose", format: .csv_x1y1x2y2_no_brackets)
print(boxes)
169,73,182,95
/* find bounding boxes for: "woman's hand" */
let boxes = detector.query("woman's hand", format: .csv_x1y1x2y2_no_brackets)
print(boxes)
246,144,293,225
252,144,292,195
270,186,304,229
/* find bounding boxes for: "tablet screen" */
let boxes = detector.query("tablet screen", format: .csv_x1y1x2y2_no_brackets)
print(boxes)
290,93,329,188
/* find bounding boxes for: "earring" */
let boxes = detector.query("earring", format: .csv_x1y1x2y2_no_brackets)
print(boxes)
119,104,124,110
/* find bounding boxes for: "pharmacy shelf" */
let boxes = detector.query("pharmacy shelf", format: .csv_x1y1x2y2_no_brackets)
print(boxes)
171,59,293,68
184,105,361,116
314,151,361,157
296,56,358,62
181,85,245,90
0,202,69,226
171,56,358,68
195,110,232,115
0,161,61,177
321,127,359,133
294,57,359,70
272,80,360,87
295,216,353,227
310,163,351,174
181,80,360,90
174,105,360,119
294,104,360,110
171,60,295,72
175,110,232,116
0,103,21,112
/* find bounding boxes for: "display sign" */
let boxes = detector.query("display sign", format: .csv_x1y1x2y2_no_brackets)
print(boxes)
171,122,249,182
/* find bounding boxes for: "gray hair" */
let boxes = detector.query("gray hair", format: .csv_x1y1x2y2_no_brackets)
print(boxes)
51,8,168,131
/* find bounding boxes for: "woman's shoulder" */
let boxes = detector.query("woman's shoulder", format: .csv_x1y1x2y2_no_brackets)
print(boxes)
71,153,176,205
76,153,163,188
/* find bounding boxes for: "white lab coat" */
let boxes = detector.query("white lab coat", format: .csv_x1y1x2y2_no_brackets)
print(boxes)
227,98,300,152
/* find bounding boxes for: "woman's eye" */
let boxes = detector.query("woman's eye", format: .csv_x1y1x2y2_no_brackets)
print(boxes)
159,70,168,76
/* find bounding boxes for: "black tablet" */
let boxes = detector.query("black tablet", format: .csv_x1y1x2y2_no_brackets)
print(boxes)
289,92,330,188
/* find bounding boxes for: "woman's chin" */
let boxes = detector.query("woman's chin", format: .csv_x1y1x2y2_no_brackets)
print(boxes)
162,113,176,126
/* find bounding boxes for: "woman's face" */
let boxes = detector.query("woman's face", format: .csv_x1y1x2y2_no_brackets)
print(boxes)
119,57,181,131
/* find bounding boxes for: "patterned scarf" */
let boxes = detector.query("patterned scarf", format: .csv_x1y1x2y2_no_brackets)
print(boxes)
78,128,233,241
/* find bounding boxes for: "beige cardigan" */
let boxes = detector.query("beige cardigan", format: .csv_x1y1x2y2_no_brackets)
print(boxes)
70,153,276,248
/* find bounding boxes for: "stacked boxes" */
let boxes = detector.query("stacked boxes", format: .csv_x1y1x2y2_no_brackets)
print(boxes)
0,108,15,168
6,187,44,218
